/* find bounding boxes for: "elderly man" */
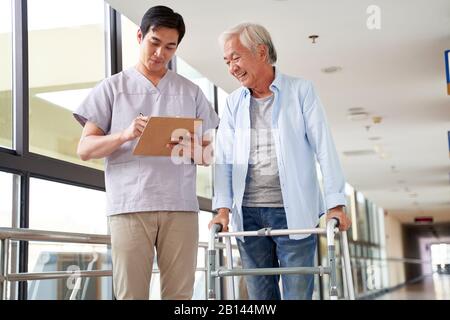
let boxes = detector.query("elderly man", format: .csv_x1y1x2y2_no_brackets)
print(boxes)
209,23,351,300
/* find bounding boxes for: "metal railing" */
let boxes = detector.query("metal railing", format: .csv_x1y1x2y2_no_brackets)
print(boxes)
0,227,225,300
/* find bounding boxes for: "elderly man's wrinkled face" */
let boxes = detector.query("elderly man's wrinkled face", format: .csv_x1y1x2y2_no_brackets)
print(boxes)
223,36,265,89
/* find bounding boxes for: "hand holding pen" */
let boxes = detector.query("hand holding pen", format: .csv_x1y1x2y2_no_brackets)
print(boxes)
120,112,149,142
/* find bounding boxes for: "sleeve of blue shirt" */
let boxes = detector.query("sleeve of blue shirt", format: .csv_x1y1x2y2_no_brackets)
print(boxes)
212,97,235,211
302,81,347,210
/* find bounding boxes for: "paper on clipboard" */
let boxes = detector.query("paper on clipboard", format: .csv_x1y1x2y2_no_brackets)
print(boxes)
132,116,203,156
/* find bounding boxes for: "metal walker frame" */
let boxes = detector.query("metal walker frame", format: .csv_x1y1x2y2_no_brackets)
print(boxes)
207,218,355,300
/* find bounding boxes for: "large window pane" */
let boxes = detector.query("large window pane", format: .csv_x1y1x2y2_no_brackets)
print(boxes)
29,178,106,234
176,56,214,103
0,0,12,149
217,86,228,118
28,177,110,299
0,171,15,227
27,243,111,300
176,57,215,198
121,14,139,70
355,191,369,242
28,0,105,170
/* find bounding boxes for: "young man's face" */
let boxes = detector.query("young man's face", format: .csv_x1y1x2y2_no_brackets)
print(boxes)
223,36,266,89
138,26,179,74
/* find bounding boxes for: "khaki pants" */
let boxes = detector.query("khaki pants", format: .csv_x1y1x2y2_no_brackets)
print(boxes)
109,211,198,300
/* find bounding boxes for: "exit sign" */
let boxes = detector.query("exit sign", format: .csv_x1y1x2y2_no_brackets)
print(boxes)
414,216,433,224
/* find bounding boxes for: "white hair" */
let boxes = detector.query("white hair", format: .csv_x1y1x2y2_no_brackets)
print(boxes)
219,23,277,64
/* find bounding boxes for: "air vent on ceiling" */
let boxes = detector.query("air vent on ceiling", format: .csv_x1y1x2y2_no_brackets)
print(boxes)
342,150,376,156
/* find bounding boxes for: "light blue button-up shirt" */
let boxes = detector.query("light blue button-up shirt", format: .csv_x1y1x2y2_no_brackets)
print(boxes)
212,69,346,240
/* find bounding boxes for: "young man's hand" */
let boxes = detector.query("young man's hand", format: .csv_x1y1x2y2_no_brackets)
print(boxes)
121,116,149,142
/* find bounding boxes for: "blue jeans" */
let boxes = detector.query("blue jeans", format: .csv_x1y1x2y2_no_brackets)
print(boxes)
237,207,317,300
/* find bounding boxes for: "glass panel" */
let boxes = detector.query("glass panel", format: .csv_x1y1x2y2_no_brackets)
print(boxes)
29,177,107,234
198,210,212,243
355,192,369,242
0,171,14,227
27,0,105,170
175,56,215,199
0,0,13,149
176,56,214,103
27,177,110,299
27,243,112,300
345,183,357,241
121,14,139,70
217,86,228,118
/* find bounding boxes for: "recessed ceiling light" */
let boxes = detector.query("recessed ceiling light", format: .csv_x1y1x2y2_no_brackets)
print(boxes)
321,66,342,73
342,149,376,156
348,107,365,112
347,112,369,121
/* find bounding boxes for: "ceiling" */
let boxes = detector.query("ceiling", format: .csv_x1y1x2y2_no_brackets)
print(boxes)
107,0,450,223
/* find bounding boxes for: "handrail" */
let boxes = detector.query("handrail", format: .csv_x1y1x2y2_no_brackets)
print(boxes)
0,227,227,300
1,227,431,299
0,227,226,249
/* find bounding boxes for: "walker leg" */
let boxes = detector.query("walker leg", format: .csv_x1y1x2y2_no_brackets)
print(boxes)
225,237,235,300
341,231,355,300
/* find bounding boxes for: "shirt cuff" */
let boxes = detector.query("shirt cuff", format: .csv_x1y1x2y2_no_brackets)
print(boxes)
325,193,347,210
212,196,233,211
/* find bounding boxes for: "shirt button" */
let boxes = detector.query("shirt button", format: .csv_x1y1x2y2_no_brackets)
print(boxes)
150,90,157,94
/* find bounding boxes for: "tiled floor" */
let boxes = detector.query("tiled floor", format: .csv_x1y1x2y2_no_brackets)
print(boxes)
376,273,450,300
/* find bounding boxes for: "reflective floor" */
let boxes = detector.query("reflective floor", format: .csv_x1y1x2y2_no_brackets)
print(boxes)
376,273,450,300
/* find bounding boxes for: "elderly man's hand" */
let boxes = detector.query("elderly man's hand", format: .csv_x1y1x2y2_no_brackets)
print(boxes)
326,205,351,231
208,208,230,232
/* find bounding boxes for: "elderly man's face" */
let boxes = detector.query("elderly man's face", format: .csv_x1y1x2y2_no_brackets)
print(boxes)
223,36,265,89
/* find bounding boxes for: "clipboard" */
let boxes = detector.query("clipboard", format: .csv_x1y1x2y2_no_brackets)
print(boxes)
132,116,203,156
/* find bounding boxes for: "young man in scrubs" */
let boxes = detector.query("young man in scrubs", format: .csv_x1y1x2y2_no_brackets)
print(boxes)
73,6,219,300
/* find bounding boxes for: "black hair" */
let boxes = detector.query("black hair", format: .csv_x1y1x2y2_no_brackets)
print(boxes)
140,5,185,45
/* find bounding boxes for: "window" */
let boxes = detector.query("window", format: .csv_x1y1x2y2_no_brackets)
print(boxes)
217,86,228,118
121,14,139,70
27,0,106,170
0,171,16,227
355,192,369,242
175,57,216,199
27,244,112,300
29,178,106,234
27,177,110,299
0,0,13,149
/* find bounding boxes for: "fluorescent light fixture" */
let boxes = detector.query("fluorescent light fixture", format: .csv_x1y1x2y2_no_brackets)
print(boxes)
36,88,92,112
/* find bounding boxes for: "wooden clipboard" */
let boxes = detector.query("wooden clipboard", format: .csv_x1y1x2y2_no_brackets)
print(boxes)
132,116,203,156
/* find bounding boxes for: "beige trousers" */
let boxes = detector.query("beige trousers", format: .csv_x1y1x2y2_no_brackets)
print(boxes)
109,211,198,300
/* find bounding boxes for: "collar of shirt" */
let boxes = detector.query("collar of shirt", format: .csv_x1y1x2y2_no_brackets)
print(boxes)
242,66,282,98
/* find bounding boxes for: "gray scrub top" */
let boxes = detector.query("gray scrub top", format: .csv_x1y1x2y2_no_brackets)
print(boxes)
73,67,219,216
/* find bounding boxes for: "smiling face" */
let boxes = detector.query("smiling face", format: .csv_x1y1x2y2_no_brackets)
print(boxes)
223,35,267,90
137,26,179,76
